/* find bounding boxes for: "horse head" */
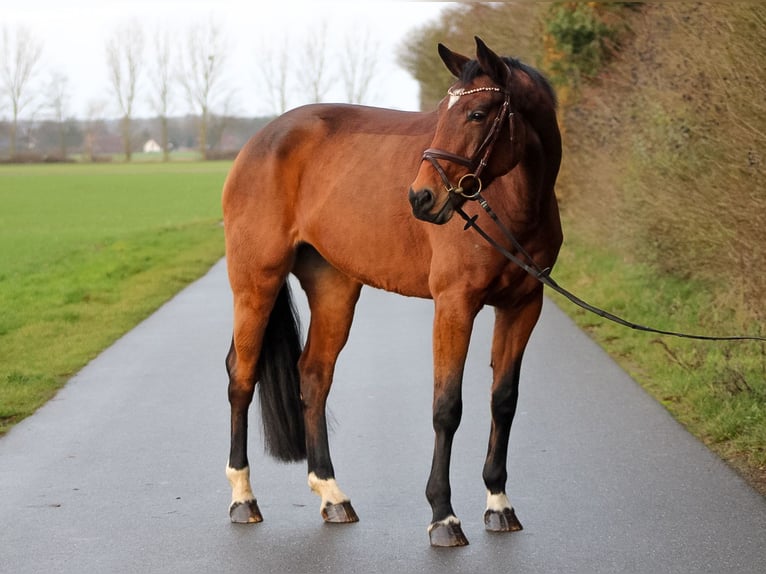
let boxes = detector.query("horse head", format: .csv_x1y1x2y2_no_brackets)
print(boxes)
409,37,528,224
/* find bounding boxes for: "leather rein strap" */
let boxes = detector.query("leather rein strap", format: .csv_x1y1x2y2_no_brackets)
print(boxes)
454,198,766,343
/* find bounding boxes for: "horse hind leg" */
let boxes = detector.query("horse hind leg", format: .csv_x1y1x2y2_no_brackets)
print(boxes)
226,302,266,524
294,248,362,524
226,271,303,524
482,291,543,533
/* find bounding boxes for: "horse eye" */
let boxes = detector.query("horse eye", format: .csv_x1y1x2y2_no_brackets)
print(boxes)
468,110,487,122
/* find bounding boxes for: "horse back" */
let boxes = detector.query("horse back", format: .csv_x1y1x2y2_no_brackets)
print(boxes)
223,104,439,296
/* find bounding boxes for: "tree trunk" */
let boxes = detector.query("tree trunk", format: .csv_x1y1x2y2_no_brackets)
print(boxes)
198,108,208,160
161,115,169,162
121,115,132,161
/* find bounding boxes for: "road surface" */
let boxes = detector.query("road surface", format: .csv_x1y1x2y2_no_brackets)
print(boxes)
1,259,765,573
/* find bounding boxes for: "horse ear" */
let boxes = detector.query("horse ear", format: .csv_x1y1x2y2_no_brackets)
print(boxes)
438,43,471,79
475,36,511,87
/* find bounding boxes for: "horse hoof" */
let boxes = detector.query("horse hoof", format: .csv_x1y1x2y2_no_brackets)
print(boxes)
229,499,263,524
484,507,523,532
321,501,359,523
429,521,469,547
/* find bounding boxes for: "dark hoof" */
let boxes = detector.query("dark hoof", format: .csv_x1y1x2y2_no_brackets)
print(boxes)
429,521,469,547
484,507,523,532
322,501,359,523
229,499,263,524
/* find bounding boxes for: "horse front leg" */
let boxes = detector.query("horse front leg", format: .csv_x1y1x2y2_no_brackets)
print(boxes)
482,290,543,533
426,296,478,547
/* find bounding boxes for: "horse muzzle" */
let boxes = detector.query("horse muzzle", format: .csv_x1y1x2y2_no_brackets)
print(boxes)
408,187,455,225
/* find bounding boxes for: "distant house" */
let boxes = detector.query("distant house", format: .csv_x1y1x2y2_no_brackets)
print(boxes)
143,139,162,153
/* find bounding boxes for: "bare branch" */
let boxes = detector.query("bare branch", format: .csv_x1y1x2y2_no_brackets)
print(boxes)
148,26,174,160
256,37,290,115
1,25,43,157
297,22,332,104
47,71,70,157
178,18,233,158
340,28,379,104
105,21,144,160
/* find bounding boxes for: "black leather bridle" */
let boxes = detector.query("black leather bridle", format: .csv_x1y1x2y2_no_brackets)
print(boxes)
421,85,513,201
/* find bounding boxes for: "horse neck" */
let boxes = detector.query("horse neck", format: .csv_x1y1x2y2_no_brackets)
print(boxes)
492,112,560,227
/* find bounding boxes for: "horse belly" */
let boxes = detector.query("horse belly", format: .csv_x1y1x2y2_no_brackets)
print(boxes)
295,177,432,298
300,217,433,298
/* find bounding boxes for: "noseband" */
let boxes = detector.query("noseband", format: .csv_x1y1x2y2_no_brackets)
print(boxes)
422,86,514,200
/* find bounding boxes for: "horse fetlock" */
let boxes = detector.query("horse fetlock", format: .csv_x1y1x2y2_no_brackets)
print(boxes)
308,472,358,523
308,472,349,506
227,465,263,523
226,464,255,504
485,491,511,512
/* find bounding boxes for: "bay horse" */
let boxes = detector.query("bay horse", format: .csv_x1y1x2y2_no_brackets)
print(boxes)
222,36,562,547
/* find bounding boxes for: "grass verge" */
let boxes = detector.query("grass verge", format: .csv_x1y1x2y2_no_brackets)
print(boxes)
0,162,230,434
549,218,766,495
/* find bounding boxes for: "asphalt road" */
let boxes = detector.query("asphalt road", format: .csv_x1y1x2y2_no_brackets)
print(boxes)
2,259,765,574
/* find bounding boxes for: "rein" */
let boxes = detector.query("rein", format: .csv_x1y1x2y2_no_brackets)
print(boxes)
454,196,766,343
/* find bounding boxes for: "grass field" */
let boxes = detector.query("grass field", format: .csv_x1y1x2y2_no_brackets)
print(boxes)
0,162,230,434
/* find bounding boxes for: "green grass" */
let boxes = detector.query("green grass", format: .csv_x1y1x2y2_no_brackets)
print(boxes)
0,162,230,433
549,218,766,491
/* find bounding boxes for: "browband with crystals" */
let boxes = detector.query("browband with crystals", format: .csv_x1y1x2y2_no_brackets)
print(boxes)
447,86,505,109
447,86,504,96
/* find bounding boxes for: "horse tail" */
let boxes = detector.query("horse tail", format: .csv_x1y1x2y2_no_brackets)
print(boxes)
257,280,307,462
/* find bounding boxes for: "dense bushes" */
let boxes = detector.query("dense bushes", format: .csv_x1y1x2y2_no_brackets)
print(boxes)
558,4,766,325
542,2,626,97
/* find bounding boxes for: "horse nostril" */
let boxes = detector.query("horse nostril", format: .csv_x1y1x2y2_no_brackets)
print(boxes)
408,187,435,211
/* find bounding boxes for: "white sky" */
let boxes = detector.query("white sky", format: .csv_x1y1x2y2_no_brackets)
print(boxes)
4,0,451,119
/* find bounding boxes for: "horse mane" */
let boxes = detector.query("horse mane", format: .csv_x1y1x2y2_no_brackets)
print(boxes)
459,54,561,199
459,57,558,110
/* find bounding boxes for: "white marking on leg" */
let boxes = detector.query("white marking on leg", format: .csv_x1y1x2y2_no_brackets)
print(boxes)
308,471,350,507
486,491,512,512
226,465,255,505
427,514,461,533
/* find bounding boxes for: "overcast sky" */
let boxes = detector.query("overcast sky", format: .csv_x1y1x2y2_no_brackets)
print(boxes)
4,0,450,119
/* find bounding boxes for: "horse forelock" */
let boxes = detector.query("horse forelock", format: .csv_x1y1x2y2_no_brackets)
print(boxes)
459,57,557,111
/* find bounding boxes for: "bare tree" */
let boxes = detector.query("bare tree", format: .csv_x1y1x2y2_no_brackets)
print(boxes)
83,100,106,162
297,22,332,104
256,38,290,115
47,72,70,158
148,26,173,161
106,21,144,161
178,19,232,159
340,29,379,104
1,26,43,158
